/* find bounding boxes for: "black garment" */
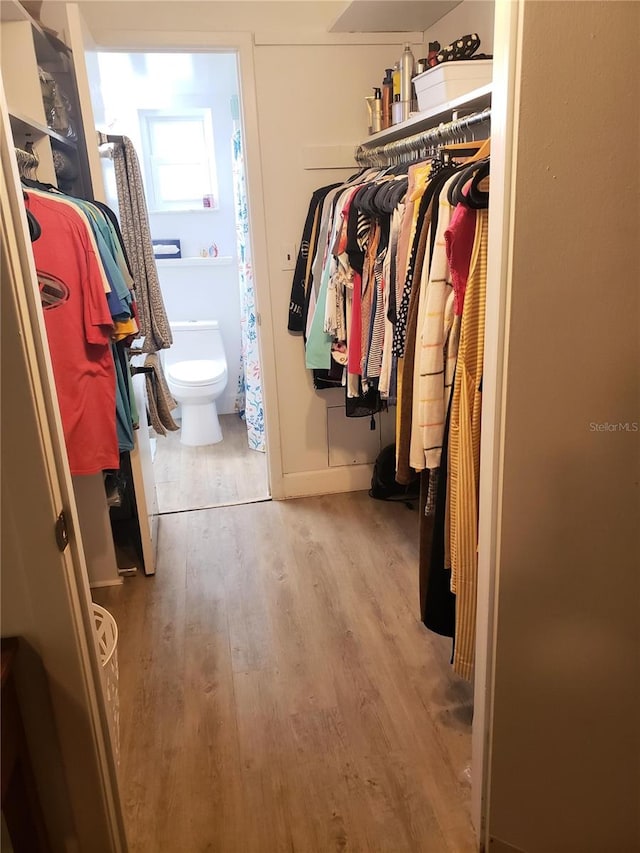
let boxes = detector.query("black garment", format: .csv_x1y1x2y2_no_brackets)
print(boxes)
386,177,409,212
94,201,134,277
345,379,383,420
421,376,456,639
21,177,58,192
288,183,341,333
345,198,367,276
313,361,344,390
353,179,386,217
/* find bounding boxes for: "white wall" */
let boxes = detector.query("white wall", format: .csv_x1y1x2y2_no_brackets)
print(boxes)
253,41,410,477
423,0,494,54
92,50,242,414
156,261,239,414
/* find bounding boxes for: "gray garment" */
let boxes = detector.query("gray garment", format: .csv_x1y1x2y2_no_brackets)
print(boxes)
113,137,173,353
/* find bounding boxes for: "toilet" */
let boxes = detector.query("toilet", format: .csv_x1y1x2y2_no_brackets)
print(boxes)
165,320,228,446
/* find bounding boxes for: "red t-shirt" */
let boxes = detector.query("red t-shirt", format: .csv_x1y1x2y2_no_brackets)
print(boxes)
25,192,118,474
445,183,477,317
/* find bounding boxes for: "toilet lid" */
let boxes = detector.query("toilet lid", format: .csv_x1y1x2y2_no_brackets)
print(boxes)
167,359,226,386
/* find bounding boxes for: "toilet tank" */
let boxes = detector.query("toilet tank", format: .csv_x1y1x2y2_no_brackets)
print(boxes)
165,320,225,367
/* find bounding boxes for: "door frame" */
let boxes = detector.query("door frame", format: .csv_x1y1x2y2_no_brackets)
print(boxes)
1,84,127,851
74,19,285,498
471,0,524,844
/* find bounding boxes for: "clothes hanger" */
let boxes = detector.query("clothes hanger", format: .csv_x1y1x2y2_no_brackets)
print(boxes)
465,136,491,164
439,139,484,158
15,142,39,181
465,159,490,208
446,154,489,207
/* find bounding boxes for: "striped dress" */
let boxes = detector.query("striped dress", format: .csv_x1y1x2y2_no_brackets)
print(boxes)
447,207,488,681
416,174,460,472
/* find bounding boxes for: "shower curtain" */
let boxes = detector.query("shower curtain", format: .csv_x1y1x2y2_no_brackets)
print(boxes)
232,123,265,452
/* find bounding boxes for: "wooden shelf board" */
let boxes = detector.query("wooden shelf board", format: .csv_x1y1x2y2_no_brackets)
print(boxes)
9,112,77,147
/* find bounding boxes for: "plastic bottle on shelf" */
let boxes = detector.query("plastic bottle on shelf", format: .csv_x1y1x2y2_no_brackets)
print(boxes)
381,68,393,129
400,42,416,121
372,87,383,133
392,61,401,102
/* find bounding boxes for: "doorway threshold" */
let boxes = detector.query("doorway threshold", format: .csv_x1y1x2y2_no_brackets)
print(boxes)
157,495,272,517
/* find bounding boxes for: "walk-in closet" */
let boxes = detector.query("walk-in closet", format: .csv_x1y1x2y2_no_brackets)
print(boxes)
1,2,638,853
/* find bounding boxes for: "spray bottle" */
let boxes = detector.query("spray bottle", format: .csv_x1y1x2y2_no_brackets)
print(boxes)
400,42,416,121
381,68,393,130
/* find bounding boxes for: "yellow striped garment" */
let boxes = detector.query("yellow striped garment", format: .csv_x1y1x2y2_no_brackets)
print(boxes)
447,208,488,681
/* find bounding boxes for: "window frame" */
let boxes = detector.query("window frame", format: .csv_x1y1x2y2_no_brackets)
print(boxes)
138,107,219,213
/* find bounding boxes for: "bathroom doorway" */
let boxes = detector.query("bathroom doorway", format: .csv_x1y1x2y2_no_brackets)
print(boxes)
92,50,270,512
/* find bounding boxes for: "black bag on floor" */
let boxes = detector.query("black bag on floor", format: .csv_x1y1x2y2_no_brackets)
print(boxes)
369,444,419,509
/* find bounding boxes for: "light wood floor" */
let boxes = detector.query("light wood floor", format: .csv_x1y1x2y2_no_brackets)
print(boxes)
95,492,475,853
154,414,269,513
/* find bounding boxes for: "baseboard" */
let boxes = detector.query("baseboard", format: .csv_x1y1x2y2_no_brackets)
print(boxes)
280,464,373,499
89,578,124,589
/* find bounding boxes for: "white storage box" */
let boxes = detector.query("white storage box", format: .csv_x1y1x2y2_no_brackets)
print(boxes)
413,60,492,112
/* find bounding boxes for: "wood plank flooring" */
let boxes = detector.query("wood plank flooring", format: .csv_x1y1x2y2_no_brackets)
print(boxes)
94,492,475,853
154,414,269,513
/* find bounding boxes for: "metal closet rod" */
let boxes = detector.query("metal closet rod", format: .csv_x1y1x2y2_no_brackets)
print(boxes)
354,107,492,166
96,130,124,146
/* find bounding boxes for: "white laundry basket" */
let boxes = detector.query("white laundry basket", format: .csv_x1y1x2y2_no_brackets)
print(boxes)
93,603,120,764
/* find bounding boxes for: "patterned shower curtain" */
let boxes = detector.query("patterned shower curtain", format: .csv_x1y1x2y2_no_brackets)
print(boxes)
232,123,265,452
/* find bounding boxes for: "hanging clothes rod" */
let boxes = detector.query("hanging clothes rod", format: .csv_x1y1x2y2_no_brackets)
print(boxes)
354,107,491,167
96,130,124,146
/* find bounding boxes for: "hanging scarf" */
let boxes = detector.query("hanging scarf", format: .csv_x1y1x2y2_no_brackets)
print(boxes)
112,136,172,353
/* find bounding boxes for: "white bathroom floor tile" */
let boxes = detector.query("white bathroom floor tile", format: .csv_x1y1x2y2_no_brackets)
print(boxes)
153,414,269,513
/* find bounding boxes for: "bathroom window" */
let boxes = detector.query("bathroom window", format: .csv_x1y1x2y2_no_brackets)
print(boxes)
139,108,219,212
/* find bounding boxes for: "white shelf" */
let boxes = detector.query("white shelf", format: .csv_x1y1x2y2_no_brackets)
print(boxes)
148,208,218,215
359,83,492,148
155,256,233,268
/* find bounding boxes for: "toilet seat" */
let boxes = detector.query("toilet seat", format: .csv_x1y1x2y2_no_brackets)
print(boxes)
167,358,226,387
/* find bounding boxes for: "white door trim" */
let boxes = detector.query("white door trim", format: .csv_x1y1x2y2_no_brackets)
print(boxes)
472,0,524,842
72,21,286,499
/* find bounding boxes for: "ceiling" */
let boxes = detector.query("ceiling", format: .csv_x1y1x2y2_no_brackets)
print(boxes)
36,0,463,38
329,1,462,33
